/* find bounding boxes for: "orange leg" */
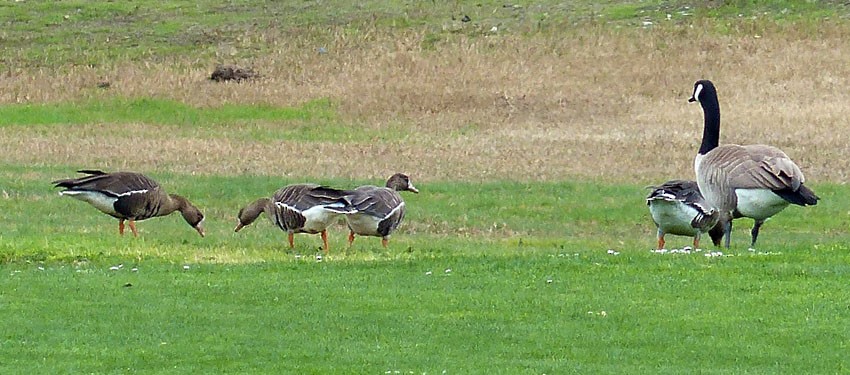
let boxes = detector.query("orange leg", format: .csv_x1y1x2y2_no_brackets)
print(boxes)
693,236,700,249
657,235,665,250
129,220,139,237
119,219,126,236
287,232,295,249
348,231,356,246
381,238,388,248
321,230,329,254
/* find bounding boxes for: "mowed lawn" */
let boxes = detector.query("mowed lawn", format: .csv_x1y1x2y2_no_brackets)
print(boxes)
4,0,850,373
3,172,849,373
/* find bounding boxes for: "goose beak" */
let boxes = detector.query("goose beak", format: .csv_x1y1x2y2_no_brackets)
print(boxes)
408,184,419,194
195,225,206,237
234,222,245,232
688,96,696,103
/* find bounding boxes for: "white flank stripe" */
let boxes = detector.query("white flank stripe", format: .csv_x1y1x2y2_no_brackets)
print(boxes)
277,202,301,213
383,202,405,220
115,189,149,197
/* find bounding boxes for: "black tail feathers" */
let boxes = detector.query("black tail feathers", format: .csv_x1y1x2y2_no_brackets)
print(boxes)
774,185,819,206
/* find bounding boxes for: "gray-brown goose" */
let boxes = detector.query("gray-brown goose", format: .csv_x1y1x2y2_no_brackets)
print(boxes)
689,79,819,248
646,180,723,249
52,170,205,237
235,184,355,252
344,173,419,248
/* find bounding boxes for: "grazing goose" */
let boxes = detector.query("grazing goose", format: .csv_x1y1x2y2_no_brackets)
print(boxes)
345,173,419,248
646,180,723,249
52,170,205,237
688,79,819,248
235,184,355,252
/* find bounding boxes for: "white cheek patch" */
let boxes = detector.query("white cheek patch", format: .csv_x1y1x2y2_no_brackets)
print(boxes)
693,83,704,101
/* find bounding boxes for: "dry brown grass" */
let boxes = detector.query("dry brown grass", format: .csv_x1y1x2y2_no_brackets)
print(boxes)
3,22,850,183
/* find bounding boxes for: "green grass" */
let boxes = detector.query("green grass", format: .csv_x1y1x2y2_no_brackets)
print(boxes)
4,1,850,372
0,97,334,127
3,168,849,372
0,98,410,142
3,234,850,373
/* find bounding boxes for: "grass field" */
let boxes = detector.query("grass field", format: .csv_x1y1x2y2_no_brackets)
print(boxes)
2,1,850,373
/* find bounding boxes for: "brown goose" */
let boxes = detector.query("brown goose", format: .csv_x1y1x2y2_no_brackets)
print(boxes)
52,170,205,237
689,79,819,248
235,184,355,252
344,173,419,248
646,180,723,250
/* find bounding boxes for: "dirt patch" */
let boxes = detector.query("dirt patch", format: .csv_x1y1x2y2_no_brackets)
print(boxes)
209,65,259,82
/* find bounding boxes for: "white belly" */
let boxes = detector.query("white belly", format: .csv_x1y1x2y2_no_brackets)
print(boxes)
299,205,342,233
734,189,790,220
60,191,118,216
345,214,382,236
649,201,700,236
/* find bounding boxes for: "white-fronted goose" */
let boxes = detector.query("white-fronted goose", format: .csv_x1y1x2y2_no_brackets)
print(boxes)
689,79,819,248
235,184,355,252
646,179,723,249
344,173,419,248
52,170,205,237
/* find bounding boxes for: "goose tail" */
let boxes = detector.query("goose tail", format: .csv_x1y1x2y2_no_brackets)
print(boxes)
774,185,819,206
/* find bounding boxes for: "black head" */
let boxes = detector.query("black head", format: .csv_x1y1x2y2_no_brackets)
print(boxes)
688,79,717,103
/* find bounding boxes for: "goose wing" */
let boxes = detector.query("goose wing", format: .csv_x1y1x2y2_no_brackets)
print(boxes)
707,144,804,191
53,170,160,197
647,180,714,214
273,184,353,212
349,186,404,219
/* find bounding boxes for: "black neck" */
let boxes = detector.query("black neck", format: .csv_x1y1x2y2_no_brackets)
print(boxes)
697,95,720,155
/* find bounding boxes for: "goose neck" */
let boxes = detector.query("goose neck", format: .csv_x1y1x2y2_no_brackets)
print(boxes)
698,98,720,155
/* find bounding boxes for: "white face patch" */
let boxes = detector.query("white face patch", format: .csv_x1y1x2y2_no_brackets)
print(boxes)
692,83,704,102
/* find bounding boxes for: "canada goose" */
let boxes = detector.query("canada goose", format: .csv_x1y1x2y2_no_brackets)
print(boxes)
345,173,419,248
646,179,724,249
688,79,819,248
52,170,205,237
235,184,355,252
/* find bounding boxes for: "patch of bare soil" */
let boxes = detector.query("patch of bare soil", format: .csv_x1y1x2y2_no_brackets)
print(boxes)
209,65,259,82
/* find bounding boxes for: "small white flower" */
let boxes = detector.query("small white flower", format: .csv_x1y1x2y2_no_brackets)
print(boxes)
183,265,190,270
131,267,139,272
425,271,433,276
444,268,452,273
109,266,121,271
